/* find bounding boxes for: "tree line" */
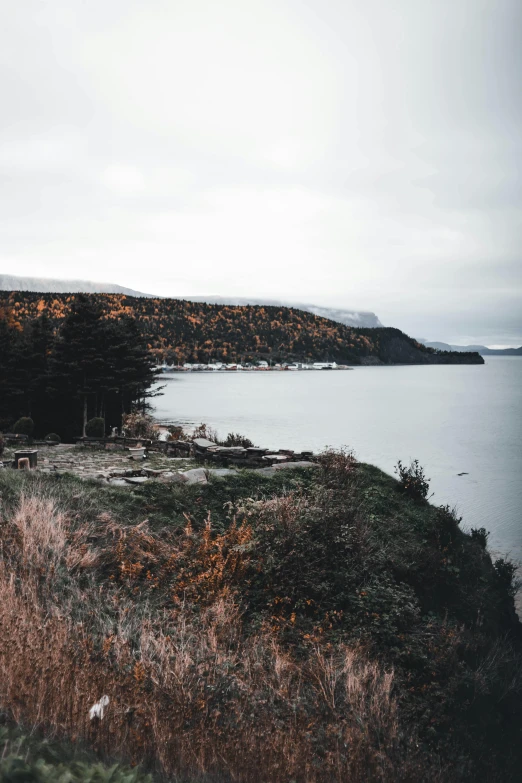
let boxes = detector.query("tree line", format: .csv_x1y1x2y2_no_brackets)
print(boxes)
0,294,160,440
0,291,402,364
0,290,483,374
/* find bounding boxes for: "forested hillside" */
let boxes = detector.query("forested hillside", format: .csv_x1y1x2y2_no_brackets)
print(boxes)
0,292,483,365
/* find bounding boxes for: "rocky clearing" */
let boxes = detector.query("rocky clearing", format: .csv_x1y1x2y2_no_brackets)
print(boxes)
1,443,318,486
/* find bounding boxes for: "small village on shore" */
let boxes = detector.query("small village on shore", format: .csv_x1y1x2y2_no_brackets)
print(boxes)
159,360,353,372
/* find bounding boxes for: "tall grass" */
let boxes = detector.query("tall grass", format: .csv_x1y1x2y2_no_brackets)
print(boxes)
0,489,422,782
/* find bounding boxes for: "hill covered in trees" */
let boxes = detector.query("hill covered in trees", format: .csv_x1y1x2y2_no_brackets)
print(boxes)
184,294,383,328
0,292,483,366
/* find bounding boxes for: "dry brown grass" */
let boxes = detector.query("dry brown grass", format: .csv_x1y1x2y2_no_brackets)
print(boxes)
11,493,68,571
0,489,433,782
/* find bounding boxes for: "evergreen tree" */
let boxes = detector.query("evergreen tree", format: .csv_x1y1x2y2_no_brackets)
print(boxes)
0,307,28,428
108,317,162,417
25,314,57,431
50,296,161,437
0,316,18,429
50,295,115,436
94,316,161,432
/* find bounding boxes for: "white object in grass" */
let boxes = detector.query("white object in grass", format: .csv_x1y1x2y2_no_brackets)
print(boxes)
89,694,109,720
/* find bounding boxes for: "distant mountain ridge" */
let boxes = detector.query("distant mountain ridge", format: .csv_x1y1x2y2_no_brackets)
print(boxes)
0,276,382,329
419,339,522,356
0,274,154,297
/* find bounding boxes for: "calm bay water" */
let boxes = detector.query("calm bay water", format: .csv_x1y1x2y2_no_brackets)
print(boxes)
153,357,522,562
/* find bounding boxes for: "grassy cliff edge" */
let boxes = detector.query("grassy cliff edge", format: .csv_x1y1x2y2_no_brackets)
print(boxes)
0,453,519,782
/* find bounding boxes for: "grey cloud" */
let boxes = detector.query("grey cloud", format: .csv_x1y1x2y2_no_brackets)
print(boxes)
0,0,521,346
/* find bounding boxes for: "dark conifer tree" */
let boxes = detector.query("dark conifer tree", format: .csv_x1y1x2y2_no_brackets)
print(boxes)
25,314,57,432
0,314,22,429
50,296,161,438
50,295,115,436
0,303,34,428
99,316,161,431
111,317,161,410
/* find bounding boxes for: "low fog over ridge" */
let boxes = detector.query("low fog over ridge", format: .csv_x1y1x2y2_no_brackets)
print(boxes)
0,274,154,298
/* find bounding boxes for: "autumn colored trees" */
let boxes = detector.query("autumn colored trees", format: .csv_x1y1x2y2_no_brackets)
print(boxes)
0,291,482,375
0,291,383,365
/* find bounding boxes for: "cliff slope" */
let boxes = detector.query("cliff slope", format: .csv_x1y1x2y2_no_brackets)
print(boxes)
0,454,520,781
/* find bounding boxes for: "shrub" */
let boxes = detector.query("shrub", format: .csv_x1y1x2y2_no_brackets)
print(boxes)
470,527,489,548
122,412,159,440
0,432,4,456
13,417,34,437
85,417,105,438
44,432,61,443
433,504,462,548
0,725,153,782
494,558,520,597
191,422,219,442
394,458,430,501
190,424,256,446
318,447,357,481
167,425,187,441
219,432,255,448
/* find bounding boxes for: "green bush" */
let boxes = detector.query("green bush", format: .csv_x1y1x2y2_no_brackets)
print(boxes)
0,725,153,782
394,458,430,501
44,432,61,443
85,417,105,438
13,417,34,437
0,432,4,456
471,527,489,548
122,412,159,440
219,432,255,448
494,557,519,597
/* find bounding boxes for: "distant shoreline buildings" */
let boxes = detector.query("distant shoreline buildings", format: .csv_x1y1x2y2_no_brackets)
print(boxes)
158,361,352,372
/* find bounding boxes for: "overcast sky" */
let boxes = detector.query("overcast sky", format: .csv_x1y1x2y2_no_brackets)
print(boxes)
1,0,521,345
